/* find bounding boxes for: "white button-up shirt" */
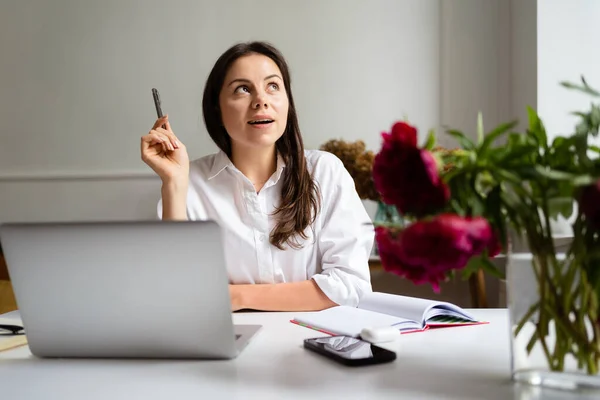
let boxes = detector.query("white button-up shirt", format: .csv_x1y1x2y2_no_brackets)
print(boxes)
157,149,374,306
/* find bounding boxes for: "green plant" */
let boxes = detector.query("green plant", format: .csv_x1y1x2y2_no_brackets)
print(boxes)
431,77,600,373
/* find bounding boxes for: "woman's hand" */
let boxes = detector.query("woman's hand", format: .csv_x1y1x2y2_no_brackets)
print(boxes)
141,115,189,183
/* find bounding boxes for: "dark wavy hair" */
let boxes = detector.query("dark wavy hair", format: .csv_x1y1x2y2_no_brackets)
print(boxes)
202,41,320,250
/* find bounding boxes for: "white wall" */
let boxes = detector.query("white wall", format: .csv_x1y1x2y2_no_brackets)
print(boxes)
537,0,600,144
0,0,440,223
536,0,600,235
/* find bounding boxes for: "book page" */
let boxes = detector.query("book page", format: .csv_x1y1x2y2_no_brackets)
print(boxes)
293,306,421,337
358,292,434,325
358,292,478,326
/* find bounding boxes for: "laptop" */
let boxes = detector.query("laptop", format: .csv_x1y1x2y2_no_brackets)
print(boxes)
0,220,261,359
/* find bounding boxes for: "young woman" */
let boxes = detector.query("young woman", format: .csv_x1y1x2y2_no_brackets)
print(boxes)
140,41,373,312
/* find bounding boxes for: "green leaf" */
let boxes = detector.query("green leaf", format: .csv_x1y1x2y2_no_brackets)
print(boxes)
590,105,600,132
492,144,537,165
446,129,476,151
527,106,548,149
477,112,484,145
461,255,484,280
424,129,436,150
479,120,518,155
573,174,598,186
468,192,485,216
449,198,466,216
493,169,522,185
534,165,576,180
479,256,505,280
547,197,574,220
561,76,600,97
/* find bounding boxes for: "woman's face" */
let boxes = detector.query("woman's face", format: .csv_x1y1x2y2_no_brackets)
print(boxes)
219,53,289,152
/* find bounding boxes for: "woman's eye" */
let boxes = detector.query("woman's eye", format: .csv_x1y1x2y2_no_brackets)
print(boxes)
268,82,279,91
235,85,250,94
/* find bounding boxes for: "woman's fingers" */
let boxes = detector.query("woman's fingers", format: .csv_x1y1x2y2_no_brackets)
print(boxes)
151,116,168,130
164,118,173,133
142,132,171,154
151,130,174,151
156,127,179,149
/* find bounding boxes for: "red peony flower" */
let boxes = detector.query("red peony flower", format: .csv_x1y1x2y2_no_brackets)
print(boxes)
373,122,450,217
375,214,495,292
579,180,600,230
389,121,418,148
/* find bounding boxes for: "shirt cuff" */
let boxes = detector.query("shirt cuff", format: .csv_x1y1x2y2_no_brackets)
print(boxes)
312,269,372,307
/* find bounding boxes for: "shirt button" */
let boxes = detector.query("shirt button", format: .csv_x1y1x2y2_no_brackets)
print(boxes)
259,235,266,242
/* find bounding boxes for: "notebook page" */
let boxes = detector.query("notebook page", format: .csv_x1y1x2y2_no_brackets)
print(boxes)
293,306,419,337
358,292,435,325
424,305,476,322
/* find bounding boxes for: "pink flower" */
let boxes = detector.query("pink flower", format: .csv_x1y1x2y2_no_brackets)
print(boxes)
375,214,495,292
373,122,450,217
580,180,600,230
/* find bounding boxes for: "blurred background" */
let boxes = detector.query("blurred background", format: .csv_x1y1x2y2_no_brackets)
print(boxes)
1,0,598,310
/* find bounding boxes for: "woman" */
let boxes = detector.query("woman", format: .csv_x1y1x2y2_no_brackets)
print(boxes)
140,41,373,311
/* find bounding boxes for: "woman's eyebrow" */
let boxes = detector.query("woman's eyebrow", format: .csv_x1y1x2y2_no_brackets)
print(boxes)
227,74,282,87
264,74,282,81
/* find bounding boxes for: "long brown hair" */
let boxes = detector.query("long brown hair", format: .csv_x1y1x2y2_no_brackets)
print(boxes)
202,41,321,250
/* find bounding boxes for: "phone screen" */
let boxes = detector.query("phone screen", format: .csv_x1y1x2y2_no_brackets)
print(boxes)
304,335,396,366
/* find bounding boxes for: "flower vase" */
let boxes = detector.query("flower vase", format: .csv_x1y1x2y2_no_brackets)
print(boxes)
506,251,600,392
373,201,403,226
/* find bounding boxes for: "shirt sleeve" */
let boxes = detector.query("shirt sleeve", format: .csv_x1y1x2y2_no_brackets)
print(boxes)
156,181,209,221
311,154,375,307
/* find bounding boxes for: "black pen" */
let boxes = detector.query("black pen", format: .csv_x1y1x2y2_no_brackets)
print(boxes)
152,88,167,129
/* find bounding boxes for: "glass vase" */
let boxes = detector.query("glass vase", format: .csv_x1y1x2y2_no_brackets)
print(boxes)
372,202,403,257
373,201,403,226
506,251,600,392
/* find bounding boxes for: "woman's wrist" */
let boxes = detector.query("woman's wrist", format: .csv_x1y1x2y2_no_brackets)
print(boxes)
161,178,188,220
161,177,188,193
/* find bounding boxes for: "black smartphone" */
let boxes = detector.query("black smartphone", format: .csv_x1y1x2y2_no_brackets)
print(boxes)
152,88,166,129
303,335,396,367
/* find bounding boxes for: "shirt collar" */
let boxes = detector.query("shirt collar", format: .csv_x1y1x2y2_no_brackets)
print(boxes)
208,150,233,180
207,150,287,182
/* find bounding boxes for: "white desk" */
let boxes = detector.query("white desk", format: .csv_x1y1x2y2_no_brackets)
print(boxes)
0,309,594,399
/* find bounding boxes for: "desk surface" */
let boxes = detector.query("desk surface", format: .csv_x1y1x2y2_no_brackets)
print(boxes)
0,309,594,400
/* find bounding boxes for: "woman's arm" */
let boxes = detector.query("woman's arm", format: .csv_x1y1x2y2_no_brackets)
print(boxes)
161,179,188,221
230,280,337,311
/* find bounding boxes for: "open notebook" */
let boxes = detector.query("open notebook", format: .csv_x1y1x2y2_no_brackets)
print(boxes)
291,292,487,337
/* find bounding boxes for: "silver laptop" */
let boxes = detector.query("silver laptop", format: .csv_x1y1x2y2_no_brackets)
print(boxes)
0,220,261,359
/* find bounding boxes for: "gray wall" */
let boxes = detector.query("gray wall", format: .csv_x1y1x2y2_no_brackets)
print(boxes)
0,0,442,222
2,0,591,231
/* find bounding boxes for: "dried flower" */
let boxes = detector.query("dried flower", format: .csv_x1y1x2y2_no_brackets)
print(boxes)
320,139,380,201
432,146,460,173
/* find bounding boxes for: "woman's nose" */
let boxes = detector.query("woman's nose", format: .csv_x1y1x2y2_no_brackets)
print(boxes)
253,92,268,109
